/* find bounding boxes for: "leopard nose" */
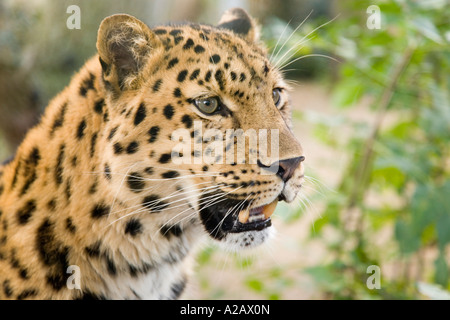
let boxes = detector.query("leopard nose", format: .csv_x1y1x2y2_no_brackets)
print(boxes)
276,156,305,182
257,156,305,183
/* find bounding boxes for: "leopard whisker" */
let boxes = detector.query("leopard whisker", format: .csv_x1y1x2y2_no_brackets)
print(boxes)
268,17,293,63
156,185,245,238
271,10,314,65
106,182,219,217
275,14,340,69
279,53,340,71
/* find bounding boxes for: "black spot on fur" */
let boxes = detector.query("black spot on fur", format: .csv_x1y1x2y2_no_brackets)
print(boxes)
3,280,13,297
215,69,225,91
91,203,110,219
10,249,29,280
210,54,221,64
170,278,186,300
85,241,101,258
230,72,237,81
128,262,154,278
17,200,36,225
35,219,70,291
163,104,175,120
108,126,119,141
94,99,105,114
174,36,184,45
11,160,21,189
126,141,139,154
152,79,163,92
79,73,95,97
148,126,160,143
106,257,117,276
162,171,180,179
89,180,98,194
125,219,143,237
205,71,211,82
47,199,57,211
17,289,38,300
154,29,167,35
28,147,41,166
177,70,188,82
167,58,179,69
76,119,87,140
144,167,154,175
239,72,246,82
134,103,147,126
189,69,200,80
159,153,171,164
160,224,183,239
263,63,270,75
142,195,169,213
103,109,109,122
181,114,193,129
65,217,76,234
183,38,194,50
55,144,65,185
50,102,67,136
194,45,205,54
113,142,124,154
104,164,111,180
90,133,98,157
20,147,40,196
169,29,182,36
127,172,145,193
173,88,182,97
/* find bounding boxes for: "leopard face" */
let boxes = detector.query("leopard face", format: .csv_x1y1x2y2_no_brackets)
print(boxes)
96,9,305,251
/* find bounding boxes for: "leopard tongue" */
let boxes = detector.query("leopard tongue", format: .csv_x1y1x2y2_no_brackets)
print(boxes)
238,199,279,224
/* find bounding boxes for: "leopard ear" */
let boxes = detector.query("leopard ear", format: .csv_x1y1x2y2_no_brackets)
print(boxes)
217,8,259,43
96,14,161,92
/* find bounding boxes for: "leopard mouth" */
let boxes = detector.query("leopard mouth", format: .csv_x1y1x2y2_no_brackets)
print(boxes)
199,194,278,240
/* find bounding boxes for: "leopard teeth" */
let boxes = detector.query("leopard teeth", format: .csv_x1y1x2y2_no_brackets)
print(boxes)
238,209,250,223
248,214,265,223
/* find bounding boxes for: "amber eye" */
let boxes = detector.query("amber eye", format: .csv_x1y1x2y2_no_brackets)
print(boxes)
194,97,220,114
272,88,282,107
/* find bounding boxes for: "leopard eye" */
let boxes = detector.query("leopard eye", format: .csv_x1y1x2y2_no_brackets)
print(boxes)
194,97,220,114
272,88,282,107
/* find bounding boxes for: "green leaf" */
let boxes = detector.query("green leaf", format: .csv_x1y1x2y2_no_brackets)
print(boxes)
434,252,449,287
332,77,365,108
411,17,443,44
417,282,450,300
245,278,264,293
395,220,420,254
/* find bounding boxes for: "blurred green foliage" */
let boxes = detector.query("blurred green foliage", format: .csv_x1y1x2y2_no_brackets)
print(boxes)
281,0,450,299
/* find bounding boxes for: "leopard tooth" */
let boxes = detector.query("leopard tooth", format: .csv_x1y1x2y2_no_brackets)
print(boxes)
248,214,264,223
262,199,278,220
238,208,250,223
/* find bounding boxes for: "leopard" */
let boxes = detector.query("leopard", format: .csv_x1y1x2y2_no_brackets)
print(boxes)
0,8,305,300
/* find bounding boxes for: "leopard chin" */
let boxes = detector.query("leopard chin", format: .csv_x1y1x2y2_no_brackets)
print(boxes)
199,194,278,250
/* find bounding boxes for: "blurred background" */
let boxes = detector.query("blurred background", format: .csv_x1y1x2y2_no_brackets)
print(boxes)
1,0,449,299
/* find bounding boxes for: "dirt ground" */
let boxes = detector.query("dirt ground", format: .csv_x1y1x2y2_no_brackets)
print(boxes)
183,81,375,299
